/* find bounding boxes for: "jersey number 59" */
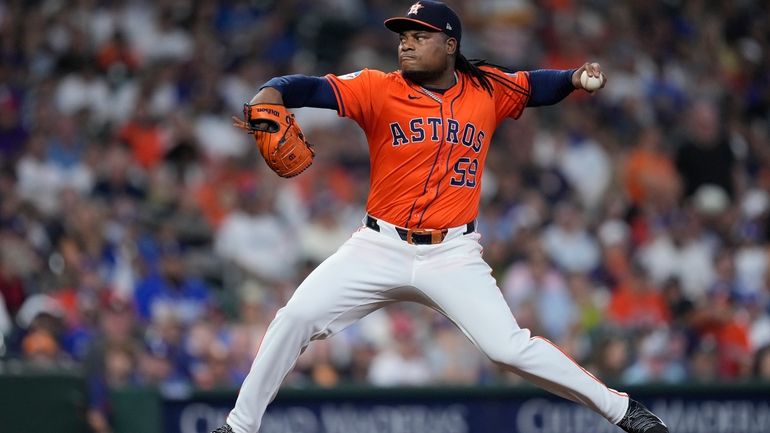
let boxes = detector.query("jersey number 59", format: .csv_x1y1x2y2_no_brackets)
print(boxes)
450,157,478,188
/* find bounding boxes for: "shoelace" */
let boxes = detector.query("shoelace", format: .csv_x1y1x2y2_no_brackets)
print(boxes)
618,402,665,433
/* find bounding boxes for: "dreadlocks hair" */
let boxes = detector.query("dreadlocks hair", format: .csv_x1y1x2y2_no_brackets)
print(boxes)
455,52,492,95
455,51,517,96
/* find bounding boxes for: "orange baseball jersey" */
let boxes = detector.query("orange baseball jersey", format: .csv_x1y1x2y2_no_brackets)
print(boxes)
326,66,531,229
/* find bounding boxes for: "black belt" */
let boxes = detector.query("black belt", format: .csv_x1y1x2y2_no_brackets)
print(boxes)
365,215,475,245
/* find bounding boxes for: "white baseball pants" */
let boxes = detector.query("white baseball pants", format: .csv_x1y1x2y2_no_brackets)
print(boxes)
227,219,629,433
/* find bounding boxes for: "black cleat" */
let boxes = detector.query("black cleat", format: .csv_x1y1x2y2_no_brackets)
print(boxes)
616,399,668,433
211,424,234,433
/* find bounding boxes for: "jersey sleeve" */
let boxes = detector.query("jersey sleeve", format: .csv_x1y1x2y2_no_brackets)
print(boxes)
485,68,531,121
325,69,388,129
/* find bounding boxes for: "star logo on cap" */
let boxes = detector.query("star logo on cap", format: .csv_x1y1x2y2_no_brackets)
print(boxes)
407,2,423,15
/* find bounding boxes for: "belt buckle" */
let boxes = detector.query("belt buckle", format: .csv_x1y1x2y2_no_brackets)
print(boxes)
405,228,448,244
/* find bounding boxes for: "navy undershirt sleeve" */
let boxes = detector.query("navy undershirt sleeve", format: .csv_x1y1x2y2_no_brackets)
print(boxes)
526,69,577,107
263,71,574,109
259,75,338,110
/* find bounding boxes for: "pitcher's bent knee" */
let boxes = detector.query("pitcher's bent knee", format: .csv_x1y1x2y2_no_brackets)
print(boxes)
272,303,326,338
482,329,532,367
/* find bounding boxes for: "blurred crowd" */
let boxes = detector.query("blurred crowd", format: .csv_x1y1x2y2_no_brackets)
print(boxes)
2,0,770,431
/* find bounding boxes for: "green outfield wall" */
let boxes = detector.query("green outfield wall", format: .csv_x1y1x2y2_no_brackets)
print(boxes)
0,370,87,433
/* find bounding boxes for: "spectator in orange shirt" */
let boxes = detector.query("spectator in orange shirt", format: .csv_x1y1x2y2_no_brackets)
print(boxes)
624,127,681,210
691,287,752,379
119,101,166,170
608,265,670,329
96,31,139,73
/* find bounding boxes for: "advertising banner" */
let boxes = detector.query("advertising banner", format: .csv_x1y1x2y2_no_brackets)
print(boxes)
162,385,770,433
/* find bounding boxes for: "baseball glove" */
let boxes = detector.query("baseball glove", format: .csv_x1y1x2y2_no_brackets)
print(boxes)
233,103,314,178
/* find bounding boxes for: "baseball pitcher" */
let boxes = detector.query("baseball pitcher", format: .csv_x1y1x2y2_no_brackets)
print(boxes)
221,2,667,433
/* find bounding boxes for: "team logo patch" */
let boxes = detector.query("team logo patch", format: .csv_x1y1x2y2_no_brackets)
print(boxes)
337,70,363,80
408,2,423,15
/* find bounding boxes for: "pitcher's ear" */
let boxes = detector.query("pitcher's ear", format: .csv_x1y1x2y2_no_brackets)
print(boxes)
446,37,457,55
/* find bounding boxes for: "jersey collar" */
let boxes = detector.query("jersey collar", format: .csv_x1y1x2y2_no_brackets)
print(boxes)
402,71,462,103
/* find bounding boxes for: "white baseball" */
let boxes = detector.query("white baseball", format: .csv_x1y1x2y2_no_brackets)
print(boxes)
580,70,604,92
